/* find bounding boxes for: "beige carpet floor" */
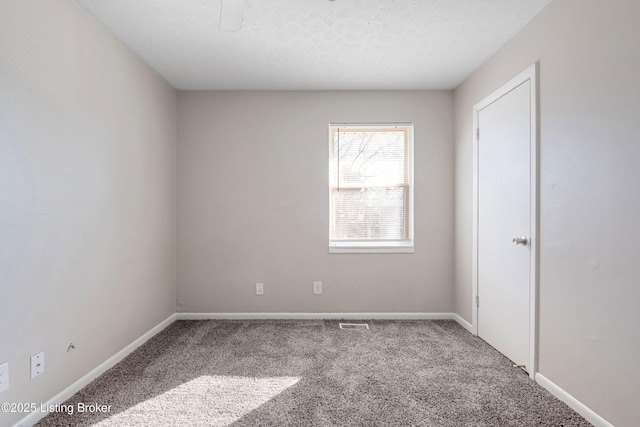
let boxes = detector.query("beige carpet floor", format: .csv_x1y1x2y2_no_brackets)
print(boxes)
37,320,591,426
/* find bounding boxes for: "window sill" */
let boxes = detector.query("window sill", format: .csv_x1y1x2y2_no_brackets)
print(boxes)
329,242,414,254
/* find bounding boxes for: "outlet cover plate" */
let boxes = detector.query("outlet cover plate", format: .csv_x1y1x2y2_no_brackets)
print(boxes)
256,282,264,295
313,281,323,295
31,352,45,379
0,362,9,393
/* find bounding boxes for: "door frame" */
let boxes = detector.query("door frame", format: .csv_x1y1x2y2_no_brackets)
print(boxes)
471,63,539,379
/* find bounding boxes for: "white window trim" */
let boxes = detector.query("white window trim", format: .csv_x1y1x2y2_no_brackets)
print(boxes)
329,240,414,254
328,122,414,254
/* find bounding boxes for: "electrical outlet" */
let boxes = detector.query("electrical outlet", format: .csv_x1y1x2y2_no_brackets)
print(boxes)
0,362,9,393
313,281,323,295
30,352,44,379
256,282,264,295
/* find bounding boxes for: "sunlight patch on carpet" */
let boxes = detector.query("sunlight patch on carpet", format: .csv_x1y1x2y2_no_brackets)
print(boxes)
92,375,300,427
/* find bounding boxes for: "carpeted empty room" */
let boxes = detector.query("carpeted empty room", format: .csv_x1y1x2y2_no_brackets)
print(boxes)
4,0,639,426
36,320,590,426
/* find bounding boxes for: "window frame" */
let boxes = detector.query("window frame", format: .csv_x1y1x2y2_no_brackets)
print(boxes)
328,123,414,254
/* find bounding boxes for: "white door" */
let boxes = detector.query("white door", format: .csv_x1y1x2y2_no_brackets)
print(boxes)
477,80,532,370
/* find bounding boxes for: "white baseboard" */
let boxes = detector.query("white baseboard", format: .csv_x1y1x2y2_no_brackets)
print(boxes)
176,312,472,326
535,373,614,427
14,313,177,427
451,313,473,333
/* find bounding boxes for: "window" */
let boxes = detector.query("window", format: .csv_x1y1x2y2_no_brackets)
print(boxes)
329,123,414,253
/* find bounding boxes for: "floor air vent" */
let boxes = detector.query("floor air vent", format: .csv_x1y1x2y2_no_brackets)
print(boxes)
339,323,369,330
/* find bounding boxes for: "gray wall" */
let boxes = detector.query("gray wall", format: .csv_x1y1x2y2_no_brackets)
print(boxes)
0,1,177,426
177,91,454,314
453,1,640,426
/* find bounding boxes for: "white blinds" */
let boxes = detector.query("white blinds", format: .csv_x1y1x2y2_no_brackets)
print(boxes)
330,125,412,242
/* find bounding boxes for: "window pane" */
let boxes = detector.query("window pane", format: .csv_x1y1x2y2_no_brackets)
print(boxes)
333,129,407,187
331,187,407,240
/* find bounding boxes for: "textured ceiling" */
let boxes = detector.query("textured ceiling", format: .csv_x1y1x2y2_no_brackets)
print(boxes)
75,0,552,90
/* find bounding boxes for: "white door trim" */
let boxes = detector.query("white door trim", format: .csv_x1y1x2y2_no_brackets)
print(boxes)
471,62,539,379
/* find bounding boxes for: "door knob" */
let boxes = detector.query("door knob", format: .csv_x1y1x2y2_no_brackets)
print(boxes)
513,236,528,246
